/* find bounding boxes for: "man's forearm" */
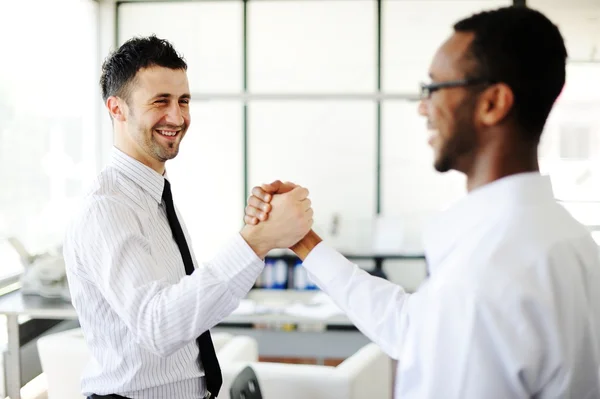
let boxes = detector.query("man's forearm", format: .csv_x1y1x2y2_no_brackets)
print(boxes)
290,229,322,260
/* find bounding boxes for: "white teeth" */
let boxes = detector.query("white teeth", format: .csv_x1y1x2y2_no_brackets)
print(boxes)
157,130,177,137
427,127,439,142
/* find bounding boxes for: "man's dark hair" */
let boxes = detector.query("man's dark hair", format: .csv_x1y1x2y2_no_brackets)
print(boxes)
454,6,567,141
100,35,187,103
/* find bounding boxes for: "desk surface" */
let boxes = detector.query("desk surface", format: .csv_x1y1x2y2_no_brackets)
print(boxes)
0,290,77,319
0,289,354,326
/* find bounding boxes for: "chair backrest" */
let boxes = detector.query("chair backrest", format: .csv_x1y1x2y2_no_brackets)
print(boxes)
211,332,234,352
37,328,90,399
229,366,263,399
336,343,392,399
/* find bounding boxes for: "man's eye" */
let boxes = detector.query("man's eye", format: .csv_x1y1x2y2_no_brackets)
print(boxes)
154,100,167,104
180,100,190,105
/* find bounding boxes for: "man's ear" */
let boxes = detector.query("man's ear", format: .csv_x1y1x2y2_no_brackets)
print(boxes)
106,96,127,122
477,83,514,127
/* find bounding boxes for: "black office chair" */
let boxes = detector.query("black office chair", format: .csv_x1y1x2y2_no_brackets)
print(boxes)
229,365,263,399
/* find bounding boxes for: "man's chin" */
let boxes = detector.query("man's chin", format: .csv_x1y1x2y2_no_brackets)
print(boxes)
156,148,180,162
433,156,452,173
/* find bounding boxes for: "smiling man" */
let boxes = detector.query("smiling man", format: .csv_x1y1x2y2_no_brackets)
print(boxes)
244,7,600,399
110,58,191,174
63,36,314,399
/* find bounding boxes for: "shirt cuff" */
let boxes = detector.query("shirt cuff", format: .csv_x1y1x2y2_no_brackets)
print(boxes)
302,242,355,285
210,233,264,281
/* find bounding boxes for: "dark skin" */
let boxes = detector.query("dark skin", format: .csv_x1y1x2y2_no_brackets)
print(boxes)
419,31,539,191
246,31,541,259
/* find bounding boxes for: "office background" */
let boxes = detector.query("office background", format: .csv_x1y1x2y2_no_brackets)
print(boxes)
0,0,598,396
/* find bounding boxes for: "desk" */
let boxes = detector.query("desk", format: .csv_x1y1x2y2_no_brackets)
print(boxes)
0,289,366,399
0,291,77,399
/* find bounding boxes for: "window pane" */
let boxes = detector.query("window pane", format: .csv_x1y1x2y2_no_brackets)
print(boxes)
529,0,600,231
0,0,98,257
381,101,466,252
248,101,377,252
167,101,244,262
118,2,243,93
248,1,376,93
539,63,600,227
382,0,511,93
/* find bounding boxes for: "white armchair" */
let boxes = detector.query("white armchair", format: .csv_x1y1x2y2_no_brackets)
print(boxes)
212,332,235,352
221,342,392,399
36,329,237,399
218,335,259,364
37,328,89,399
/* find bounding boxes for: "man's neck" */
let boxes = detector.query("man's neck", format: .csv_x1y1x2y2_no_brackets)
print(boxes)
114,141,165,175
465,141,539,192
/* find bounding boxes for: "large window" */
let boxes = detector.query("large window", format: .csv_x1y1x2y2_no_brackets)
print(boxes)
167,101,245,262
118,1,246,262
529,0,600,240
382,0,509,92
0,2,99,395
118,1,243,94
248,101,377,251
117,0,598,278
248,1,377,93
0,0,99,282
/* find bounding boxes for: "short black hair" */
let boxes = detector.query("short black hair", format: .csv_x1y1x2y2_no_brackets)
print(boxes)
454,6,567,140
100,35,187,103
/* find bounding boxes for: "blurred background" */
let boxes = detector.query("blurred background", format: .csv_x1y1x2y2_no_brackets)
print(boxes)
0,1,598,397
2,0,598,289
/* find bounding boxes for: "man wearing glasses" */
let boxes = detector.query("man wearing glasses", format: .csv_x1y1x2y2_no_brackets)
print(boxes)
243,6,600,399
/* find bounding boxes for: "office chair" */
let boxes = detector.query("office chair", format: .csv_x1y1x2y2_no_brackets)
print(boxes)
229,365,263,399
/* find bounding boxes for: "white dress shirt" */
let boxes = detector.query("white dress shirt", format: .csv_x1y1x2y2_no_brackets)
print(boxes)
303,172,600,398
63,148,263,399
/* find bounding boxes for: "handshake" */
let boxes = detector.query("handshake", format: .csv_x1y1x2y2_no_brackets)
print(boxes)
240,180,320,260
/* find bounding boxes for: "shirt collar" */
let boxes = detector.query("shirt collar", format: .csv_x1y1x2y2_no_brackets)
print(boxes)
423,172,556,274
110,147,165,204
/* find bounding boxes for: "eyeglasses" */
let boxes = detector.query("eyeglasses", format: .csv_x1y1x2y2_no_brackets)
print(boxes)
420,78,495,100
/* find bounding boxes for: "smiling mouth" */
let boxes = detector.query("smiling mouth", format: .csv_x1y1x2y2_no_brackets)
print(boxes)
426,125,439,146
155,129,180,139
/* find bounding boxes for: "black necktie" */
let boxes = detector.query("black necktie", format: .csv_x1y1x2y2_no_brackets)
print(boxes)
162,179,222,398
